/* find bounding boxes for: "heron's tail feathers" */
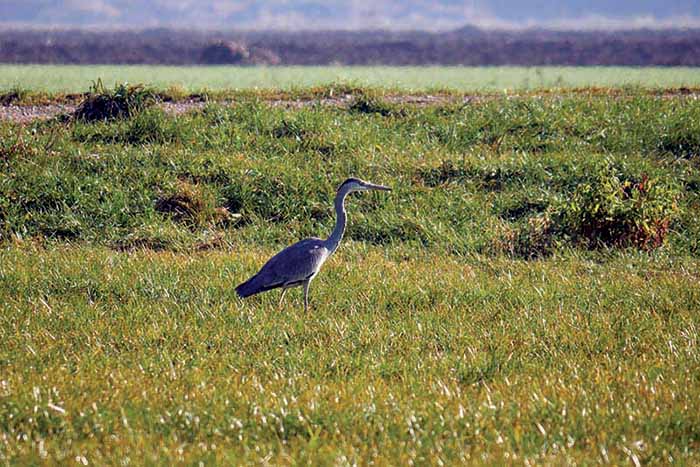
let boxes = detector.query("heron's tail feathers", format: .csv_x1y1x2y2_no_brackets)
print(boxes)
235,275,261,298
236,274,281,298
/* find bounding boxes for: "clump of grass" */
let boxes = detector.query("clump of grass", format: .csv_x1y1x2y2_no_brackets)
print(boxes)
419,159,534,191
73,79,158,122
348,93,399,117
111,222,191,251
155,181,229,227
419,159,470,187
554,159,681,249
0,134,32,162
423,100,566,154
493,213,555,259
0,87,30,105
348,215,430,245
272,118,308,140
497,198,548,222
307,82,371,99
72,108,184,145
221,173,322,226
156,84,190,102
658,118,700,159
270,115,339,157
0,86,54,105
121,108,181,145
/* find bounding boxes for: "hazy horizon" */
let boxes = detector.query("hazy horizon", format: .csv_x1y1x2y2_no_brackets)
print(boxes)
1,0,699,31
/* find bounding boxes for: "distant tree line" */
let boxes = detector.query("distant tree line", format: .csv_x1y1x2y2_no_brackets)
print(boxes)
1,28,699,66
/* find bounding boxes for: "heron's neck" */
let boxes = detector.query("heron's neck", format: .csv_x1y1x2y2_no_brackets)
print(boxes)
325,187,350,253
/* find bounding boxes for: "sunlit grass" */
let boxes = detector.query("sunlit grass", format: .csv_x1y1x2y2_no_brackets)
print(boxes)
1,244,699,463
1,88,699,463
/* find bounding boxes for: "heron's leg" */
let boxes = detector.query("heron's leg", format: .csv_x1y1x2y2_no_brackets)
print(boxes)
303,280,311,313
278,288,288,308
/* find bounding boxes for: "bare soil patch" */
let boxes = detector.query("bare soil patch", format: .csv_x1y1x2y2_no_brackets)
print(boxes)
1,89,699,123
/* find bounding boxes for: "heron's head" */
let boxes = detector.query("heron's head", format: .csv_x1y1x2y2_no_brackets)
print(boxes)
339,177,392,194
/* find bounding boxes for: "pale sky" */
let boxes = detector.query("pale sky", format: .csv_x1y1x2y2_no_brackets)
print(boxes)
1,0,699,29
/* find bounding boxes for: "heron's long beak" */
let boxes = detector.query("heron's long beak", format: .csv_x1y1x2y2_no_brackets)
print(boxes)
363,182,392,192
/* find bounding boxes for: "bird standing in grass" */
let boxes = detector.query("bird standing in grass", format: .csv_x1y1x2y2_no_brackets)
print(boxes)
236,178,391,311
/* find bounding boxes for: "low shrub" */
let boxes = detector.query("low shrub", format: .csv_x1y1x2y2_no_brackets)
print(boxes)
491,159,682,256
554,160,681,249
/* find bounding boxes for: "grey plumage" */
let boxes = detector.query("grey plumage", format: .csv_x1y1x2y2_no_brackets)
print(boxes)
235,177,391,311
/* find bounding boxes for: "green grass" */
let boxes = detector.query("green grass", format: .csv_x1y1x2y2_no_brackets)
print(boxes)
2,65,700,93
1,89,700,463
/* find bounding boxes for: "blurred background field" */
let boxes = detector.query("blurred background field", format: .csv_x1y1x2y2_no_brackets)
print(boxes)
2,65,700,93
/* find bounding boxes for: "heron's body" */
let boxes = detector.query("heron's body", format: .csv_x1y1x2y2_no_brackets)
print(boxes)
235,237,330,298
235,178,390,311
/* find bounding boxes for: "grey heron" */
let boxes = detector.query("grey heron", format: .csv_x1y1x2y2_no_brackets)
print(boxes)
235,178,391,311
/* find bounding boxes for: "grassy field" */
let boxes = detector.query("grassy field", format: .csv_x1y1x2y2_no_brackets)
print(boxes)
2,65,700,93
1,88,700,463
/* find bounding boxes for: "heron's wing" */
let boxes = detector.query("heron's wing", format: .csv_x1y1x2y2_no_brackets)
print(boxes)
260,238,329,285
236,238,329,297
